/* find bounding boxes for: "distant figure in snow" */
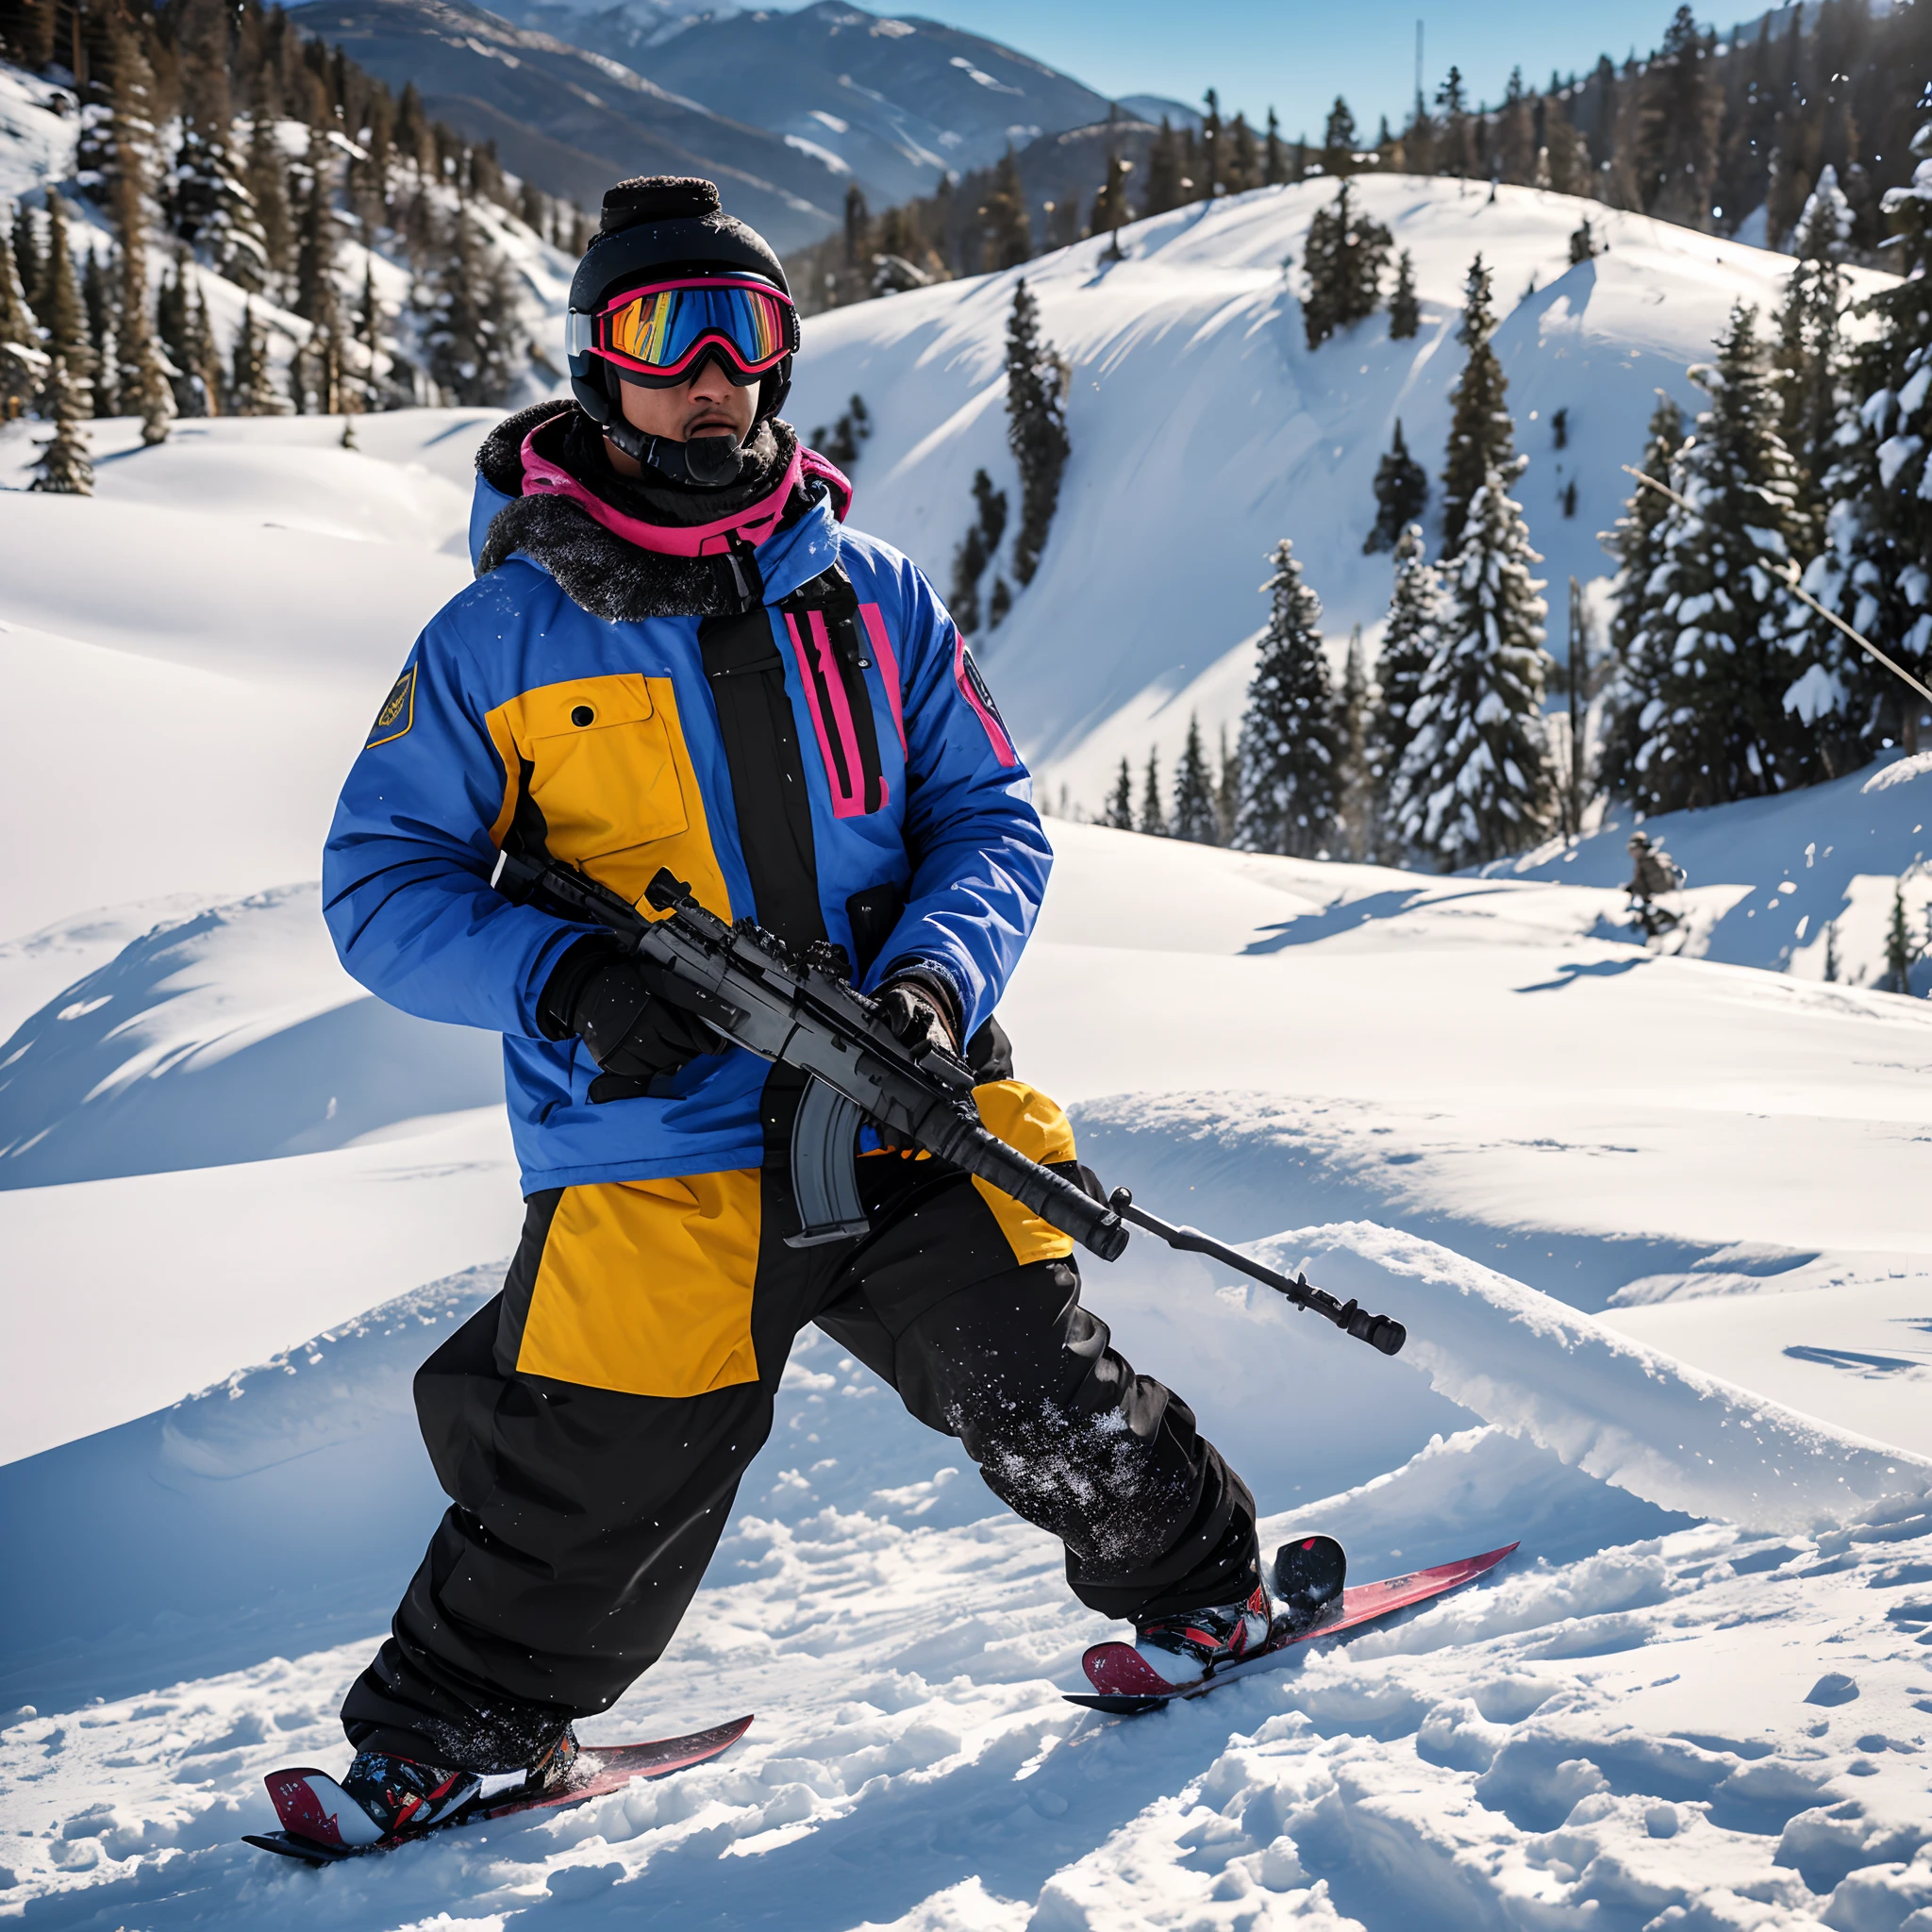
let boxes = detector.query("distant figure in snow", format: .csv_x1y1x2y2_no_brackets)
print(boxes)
288,175,1277,1855
1625,830,1686,938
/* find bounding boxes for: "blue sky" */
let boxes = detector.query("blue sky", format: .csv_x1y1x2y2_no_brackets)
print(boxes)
867,1,1758,143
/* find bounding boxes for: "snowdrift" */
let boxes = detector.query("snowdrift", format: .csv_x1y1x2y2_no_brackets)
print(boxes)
0,884,500,1188
0,412,491,935
8,1222,1931,1928
1265,1224,1929,1532
787,175,1895,813
9,1208,1918,1713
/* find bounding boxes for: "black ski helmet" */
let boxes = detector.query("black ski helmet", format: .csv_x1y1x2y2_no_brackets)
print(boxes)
566,176,797,431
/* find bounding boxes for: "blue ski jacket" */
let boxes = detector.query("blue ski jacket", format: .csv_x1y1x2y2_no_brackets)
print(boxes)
322,410,1051,1195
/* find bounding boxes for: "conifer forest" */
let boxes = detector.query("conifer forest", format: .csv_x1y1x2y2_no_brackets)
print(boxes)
7,0,1932,884
1,0,584,453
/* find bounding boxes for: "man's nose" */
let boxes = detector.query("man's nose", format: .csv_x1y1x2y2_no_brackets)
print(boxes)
687,351,736,403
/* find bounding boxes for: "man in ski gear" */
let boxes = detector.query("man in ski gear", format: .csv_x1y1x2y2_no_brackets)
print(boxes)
1625,830,1686,938
311,175,1279,1849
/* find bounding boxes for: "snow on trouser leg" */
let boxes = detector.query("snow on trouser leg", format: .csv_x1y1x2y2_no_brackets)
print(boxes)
340,1077,1257,1768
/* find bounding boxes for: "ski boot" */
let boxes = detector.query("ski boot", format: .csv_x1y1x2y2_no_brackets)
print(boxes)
1080,1538,1349,1697
1274,1534,1346,1633
266,1726,579,1851
1082,1578,1275,1694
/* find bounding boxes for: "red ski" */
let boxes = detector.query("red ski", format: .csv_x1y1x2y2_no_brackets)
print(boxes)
242,1715,754,1864
1069,1544,1518,1713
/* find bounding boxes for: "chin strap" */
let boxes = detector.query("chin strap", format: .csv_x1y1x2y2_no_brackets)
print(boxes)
603,418,746,490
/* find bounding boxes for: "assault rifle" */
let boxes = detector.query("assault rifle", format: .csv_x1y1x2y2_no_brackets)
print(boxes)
491,851,1406,1357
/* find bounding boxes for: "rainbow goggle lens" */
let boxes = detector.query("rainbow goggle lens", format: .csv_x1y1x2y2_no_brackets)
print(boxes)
567,275,799,387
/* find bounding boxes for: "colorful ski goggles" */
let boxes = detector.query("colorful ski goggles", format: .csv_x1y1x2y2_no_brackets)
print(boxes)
567,275,799,387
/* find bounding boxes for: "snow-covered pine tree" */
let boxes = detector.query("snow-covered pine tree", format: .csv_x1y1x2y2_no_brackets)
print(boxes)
1322,96,1358,177
1391,464,1555,868
1300,179,1391,351
1091,150,1131,255
1619,304,1819,808
169,0,267,292
12,203,43,329
1800,116,1932,758
1105,758,1134,829
1264,109,1286,188
1883,879,1920,991
948,468,1007,634
978,149,1030,271
1597,391,1686,804
1006,279,1070,586
1215,724,1241,841
1388,247,1419,340
1636,6,1724,232
81,246,119,416
0,212,47,417
1363,417,1426,551
1139,748,1168,835
1172,714,1219,843
1141,120,1183,218
246,107,294,299
357,261,387,409
1199,89,1222,199
103,13,173,445
1440,255,1514,555
230,299,286,414
294,139,341,363
1237,538,1341,857
422,213,521,406
1774,164,1851,523
28,353,93,492
1337,625,1373,858
1224,113,1258,193
35,193,92,416
1367,523,1446,862
166,270,223,415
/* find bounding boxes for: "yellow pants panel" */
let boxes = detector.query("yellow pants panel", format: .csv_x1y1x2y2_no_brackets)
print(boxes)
969,1079,1078,1268
516,1169,763,1397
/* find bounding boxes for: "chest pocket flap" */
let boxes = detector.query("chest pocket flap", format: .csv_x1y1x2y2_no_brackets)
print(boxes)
499,674,689,864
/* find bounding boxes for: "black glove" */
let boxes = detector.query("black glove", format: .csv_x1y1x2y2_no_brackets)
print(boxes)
875,973,959,1060
873,972,960,1153
539,938,720,1094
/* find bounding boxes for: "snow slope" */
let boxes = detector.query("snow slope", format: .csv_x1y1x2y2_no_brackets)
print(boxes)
1489,752,1932,994
5,1242,1930,1928
7,386,1932,1923
786,175,1894,819
0,409,519,1460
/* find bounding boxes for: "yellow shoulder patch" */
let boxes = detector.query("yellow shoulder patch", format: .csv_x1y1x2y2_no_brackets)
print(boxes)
365,666,416,749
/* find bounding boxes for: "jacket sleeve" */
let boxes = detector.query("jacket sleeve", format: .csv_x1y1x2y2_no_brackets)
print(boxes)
321,597,589,1037
868,554,1053,1040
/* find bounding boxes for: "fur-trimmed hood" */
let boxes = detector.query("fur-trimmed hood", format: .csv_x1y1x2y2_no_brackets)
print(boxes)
468,400,851,623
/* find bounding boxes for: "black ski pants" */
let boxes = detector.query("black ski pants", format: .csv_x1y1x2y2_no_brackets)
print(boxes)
341,1079,1257,1772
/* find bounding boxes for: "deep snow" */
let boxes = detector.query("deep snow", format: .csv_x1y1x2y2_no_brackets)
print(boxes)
6,223,1932,1925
